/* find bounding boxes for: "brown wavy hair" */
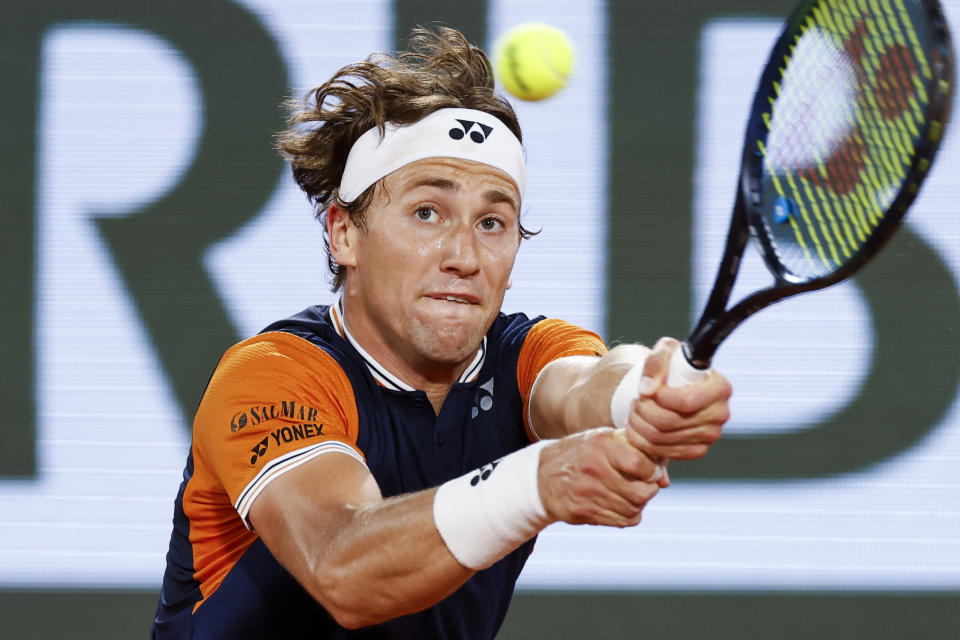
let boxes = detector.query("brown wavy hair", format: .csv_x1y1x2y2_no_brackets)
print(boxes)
276,26,536,291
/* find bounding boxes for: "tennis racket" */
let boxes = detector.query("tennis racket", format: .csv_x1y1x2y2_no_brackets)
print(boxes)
668,0,955,387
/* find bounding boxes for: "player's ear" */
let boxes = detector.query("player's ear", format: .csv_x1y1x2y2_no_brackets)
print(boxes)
327,203,358,268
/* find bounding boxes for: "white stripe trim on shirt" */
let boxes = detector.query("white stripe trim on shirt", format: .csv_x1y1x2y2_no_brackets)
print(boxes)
235,440,365,529
458,337,486,383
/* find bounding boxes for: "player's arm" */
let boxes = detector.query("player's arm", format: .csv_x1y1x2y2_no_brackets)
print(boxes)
248,453,469,629
248,428,665,629
529,338,731,460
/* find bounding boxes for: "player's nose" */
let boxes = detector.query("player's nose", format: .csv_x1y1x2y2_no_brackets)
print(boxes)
438,222,481,276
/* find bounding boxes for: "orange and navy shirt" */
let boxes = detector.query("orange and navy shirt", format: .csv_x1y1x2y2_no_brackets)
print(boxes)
152,301,606,639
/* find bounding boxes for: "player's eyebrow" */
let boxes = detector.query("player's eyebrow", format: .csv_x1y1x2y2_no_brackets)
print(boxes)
483,188,520,214
411,177,459,192
411,177,519,213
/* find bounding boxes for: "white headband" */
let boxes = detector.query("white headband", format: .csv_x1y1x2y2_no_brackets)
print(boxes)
338,107,526,202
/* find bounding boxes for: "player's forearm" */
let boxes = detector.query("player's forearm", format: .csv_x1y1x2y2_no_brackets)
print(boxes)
531,344,650,438
304,488,472,629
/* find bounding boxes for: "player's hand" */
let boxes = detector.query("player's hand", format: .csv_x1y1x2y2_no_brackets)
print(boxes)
623,337,732,460
537,427,661,528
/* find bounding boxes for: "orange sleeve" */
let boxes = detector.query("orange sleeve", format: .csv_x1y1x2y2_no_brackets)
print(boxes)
516,318,607,440
193,331,362,526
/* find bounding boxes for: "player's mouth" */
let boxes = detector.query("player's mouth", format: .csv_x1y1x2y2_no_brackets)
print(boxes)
427,293,480,305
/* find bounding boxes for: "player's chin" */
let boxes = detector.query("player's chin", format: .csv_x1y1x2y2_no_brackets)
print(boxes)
420,320,487,362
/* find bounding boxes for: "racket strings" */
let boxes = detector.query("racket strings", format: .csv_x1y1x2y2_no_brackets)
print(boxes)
762,22,864,271
846,9,919,181
759,0,932,278
798,8,910,259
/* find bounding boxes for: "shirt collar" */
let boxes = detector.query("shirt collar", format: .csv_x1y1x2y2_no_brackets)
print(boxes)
329,297,486,392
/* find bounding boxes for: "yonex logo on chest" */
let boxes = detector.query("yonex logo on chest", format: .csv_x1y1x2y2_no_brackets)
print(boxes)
448,119,493,143
471,378,495,418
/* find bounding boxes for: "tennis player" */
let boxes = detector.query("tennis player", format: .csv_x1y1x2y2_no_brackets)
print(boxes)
151,27,731,639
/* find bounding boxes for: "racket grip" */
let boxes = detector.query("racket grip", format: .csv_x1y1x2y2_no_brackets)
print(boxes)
666,343,710,388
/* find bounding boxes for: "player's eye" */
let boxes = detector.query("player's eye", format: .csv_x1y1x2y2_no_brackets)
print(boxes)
479,216,504,231
415,206,439,222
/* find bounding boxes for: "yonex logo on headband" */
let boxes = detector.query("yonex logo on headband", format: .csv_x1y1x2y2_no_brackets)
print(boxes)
338,107,526,202
449,119,493,143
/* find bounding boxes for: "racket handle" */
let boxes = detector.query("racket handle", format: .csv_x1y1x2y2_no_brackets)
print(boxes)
666,342,710,388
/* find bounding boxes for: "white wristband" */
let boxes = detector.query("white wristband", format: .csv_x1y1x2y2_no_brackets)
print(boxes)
609,354,665,484
433,440,551,570
610,355,648,431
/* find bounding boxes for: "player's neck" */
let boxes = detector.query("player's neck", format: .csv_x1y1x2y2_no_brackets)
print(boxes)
336,298,473,411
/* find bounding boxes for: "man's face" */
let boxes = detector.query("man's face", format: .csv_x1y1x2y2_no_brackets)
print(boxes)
333,157,522,374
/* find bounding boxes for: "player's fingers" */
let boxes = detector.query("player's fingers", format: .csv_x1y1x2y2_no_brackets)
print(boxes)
629,402,726,445
638,337,681,395
608,429,670,487
608,429,661,480
571,504,647,528
542,428,661,525
644,369,733,416
631,377,731,431
622,420,717,461
587,431,661,504
561,470,658,525
574,431,661,513
600,480,658,518
648,461,670,487
586,476,659,521
634,441,713,461
599,480,658,527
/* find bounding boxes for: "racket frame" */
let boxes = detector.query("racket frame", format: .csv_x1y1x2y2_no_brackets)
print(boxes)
684,0,955,369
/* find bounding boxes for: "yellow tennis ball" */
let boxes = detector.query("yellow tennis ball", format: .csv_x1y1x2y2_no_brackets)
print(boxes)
493,23,574,102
